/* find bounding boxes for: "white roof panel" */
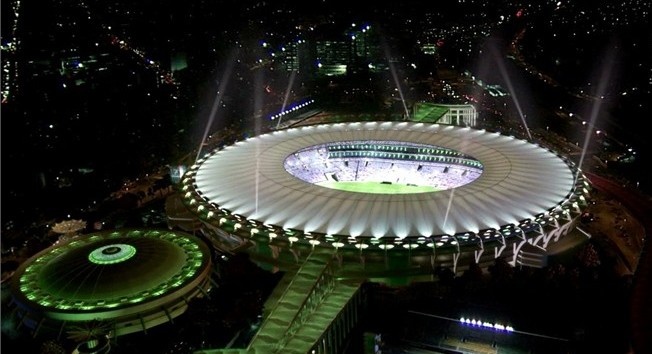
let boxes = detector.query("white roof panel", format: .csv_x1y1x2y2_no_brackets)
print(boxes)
193,122,576,238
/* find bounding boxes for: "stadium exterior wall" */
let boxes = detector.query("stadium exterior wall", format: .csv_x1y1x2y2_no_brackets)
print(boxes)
192,211,582,284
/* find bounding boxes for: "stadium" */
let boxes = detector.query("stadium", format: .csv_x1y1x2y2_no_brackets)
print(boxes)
8,229,213,341
179,121,591,279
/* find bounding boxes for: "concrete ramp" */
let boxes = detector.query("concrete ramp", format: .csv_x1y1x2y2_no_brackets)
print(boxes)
247,252,362,354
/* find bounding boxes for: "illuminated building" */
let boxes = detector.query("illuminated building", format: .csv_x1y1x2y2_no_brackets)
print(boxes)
8,229,212,338
412,102,479,126
179,121,590,278
173,121,590,353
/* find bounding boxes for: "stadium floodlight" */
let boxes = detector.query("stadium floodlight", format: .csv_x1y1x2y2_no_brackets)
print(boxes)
460,316,514,333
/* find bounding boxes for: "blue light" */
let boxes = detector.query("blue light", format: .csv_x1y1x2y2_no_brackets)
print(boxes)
459,316,514,333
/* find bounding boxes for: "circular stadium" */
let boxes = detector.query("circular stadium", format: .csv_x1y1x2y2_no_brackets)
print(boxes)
179,121,591,276
8,229,212,338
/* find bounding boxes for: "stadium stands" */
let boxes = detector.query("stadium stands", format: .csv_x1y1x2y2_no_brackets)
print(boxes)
284,141,483,190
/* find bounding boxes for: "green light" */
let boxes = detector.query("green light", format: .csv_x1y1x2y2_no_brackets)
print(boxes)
16,229,208,312
152,289,166,297
88,244,137,265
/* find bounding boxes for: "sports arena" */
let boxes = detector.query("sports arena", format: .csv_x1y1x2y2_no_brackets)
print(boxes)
179,121,591,278
8,229,212,338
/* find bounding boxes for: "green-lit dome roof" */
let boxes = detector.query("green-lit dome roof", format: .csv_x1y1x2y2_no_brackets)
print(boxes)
9,229,212,336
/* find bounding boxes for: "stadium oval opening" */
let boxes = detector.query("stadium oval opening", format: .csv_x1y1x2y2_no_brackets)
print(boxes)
283,141,484,194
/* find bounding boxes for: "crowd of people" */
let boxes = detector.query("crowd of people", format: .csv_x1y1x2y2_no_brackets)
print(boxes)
284,145,482,190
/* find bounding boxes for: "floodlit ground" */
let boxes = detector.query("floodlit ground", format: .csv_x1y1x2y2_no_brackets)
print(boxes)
317,181,440,194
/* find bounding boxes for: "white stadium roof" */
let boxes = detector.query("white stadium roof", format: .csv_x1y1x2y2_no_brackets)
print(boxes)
192,122,577,239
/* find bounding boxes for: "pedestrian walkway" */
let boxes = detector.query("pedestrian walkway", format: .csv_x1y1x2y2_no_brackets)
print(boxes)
195,252,363,354
246,252,361,354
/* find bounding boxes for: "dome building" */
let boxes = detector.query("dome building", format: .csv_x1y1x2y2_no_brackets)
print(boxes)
8,229,213,339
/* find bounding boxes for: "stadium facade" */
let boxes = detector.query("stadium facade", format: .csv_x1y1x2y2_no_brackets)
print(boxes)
178,121,591,279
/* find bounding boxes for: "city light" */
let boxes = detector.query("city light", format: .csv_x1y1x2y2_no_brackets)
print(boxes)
459,317,514,332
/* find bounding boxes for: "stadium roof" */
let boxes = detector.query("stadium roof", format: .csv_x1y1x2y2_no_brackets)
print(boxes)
192,122,578,239
9,229,212,336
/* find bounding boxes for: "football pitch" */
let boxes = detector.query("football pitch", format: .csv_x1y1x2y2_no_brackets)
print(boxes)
317,181,440,194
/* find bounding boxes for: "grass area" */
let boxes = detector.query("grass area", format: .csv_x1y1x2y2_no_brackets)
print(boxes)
317,181,440,194
411,103,449,123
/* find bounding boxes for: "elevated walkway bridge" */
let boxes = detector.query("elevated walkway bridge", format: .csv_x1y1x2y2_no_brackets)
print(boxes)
196,251,364,354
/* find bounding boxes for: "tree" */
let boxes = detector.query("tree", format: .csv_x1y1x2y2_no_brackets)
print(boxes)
66,320,112,353
435,266,455,285
40,340,66,354
576,242,601,268
488,257,514,284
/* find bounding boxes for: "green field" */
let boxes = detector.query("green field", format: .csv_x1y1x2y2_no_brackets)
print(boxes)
317,181,439,194
411,102,449,123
